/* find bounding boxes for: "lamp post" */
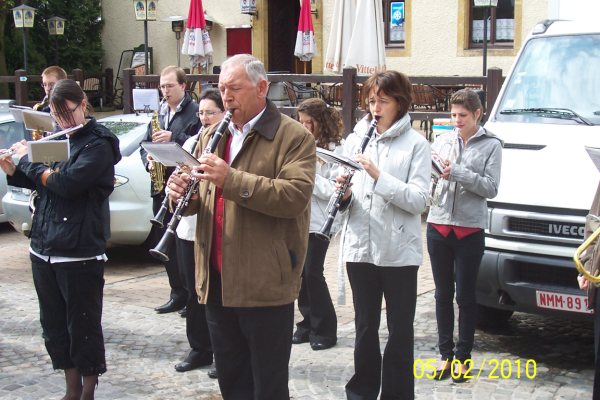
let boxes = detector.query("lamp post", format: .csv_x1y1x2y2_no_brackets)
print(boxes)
163,16,185,67
473,0,498,76
47,17,66,65
133,0,158,75
12,4,36,72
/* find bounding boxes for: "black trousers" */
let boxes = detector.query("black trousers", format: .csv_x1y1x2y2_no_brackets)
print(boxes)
31,255,107,376
152,195,186,302
296,233,337,344
426,225,484,362
206,271,293,400
175,237,212,355
345,262,418,400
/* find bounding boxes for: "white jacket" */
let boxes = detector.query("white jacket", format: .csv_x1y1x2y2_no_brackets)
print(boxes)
310,142,343,234
340,114,431,267
175,132,201,241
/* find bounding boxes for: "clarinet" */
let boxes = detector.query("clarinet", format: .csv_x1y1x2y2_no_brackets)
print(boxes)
149,110,233,262
314,117,379,241
150,125,205,228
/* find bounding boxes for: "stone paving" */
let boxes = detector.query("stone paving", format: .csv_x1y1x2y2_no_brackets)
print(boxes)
0,222,595,399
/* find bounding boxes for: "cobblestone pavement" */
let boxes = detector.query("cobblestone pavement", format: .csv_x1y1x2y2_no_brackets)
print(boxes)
0,223,594,399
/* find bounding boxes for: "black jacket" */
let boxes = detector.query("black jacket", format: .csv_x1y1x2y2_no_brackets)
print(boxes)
139,93,198,196
7,118,121,257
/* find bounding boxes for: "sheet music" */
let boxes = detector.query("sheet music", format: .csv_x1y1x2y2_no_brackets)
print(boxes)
141,142,201,168
27,140,70,164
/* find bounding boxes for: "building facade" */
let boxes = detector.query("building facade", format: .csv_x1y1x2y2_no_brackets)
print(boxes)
102,0,551,78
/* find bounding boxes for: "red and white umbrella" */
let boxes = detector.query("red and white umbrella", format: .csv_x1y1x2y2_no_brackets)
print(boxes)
344,0,386,75
181,0,213,68
294,0,317,62
324,0,356,74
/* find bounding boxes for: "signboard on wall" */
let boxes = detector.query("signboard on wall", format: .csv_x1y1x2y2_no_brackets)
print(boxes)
241,0,257,15
226,27,252,56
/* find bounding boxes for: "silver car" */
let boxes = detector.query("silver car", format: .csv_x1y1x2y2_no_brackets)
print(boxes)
2,112,156,247
0,100,29,223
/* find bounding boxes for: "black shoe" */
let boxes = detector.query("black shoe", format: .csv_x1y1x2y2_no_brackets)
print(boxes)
154,299,185,314
435,368,452,380
179,306,188,318
174,351,212,372
292,330,309,344
310,340,336,351
207,367,218,379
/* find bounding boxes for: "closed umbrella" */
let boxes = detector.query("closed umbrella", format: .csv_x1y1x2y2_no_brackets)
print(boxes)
324,0,356,74
294,0,317,62
181,0,213,68
344,0,386,75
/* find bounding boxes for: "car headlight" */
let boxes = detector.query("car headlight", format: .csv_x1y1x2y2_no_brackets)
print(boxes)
114,175,129,188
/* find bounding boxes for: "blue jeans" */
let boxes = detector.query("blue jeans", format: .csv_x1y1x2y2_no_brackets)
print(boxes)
426,224,484,362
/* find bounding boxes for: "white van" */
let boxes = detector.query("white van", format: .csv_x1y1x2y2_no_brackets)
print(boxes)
476,19,600,322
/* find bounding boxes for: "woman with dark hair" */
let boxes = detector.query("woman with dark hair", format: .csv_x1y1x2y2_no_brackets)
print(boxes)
427,88,502,383
173,89,225,377
292,98,344,351
336,71,430,399
0,79,121,400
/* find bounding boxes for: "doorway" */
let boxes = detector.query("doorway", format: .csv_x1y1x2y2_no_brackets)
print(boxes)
267,0,302,73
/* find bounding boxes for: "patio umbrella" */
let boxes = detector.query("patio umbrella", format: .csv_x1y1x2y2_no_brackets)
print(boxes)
344,0,386,75
294,0,317,62
181,0,213,68
324,0,356,74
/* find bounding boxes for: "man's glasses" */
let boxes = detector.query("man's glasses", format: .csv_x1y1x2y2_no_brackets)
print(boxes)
197,110,221,117
41,83,55,89
50,102,82,119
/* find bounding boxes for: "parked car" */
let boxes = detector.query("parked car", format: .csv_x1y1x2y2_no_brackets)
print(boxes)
476,18,600,323
0,100,29,224
2,112,156,247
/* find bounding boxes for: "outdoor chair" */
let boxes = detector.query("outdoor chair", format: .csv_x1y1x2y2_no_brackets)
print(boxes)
82,77,106,111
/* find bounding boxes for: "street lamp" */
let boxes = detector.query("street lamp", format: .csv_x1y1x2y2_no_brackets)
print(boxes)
47,16,66,65
12,4,36,72
473,0,498,76
133,0,158,75
163,16,185,67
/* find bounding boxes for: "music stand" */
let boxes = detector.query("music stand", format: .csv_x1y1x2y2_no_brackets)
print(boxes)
141,142,200,168
133,88,160,114
586,147,600,172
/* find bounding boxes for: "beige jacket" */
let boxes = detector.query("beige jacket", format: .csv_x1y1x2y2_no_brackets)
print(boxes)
187,101,316,307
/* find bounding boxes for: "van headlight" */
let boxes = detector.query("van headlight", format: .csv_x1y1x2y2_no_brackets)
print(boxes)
114,175,129,188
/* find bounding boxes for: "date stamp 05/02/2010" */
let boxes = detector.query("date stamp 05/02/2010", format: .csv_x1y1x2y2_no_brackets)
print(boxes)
413,358,538,380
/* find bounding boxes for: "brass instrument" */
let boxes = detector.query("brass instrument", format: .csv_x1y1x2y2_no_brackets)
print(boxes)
150,126,204,228
149,108,166,193
31,96,49,140
429,151,447,207
314,117,378,241
574,214,600,284
150,110,233,262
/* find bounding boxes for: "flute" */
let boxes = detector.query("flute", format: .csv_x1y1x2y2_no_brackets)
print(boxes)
0,124,82,160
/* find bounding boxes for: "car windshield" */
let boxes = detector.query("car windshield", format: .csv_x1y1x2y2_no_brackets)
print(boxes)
496,34,600,125
0,120,27,149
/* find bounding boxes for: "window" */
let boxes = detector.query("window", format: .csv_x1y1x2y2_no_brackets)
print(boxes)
383,0,405,47
470,0,515,48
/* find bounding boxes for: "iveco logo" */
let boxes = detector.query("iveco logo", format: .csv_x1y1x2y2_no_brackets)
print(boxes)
549,224,585,238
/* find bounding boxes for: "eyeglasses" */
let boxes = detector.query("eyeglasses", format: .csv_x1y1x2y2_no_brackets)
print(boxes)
41,83,55,89
197,110,221,117
159,83,178,90
50,102,82,119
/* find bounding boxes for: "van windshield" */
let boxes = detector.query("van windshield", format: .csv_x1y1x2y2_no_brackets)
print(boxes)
496,34,600,125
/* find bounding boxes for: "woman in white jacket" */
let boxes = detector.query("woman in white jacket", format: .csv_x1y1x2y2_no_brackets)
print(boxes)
337,71,430,400
293,98,344,351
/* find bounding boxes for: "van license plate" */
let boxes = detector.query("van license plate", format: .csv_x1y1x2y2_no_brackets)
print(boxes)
536,290,593,314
